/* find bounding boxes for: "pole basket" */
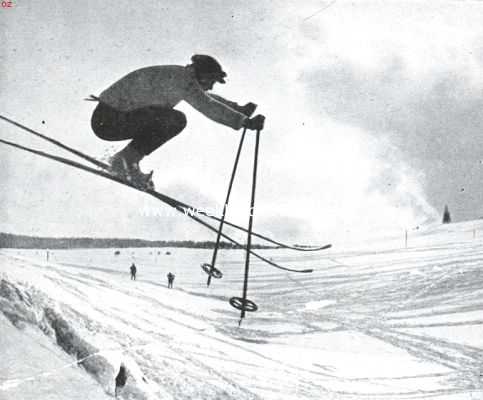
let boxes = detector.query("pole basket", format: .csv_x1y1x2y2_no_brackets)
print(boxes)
201,263,223,279
229,297,258,312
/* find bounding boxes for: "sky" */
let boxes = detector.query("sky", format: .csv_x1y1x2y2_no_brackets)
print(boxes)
1,0,483,244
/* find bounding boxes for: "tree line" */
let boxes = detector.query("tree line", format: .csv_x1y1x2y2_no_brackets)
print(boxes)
0,232,277,250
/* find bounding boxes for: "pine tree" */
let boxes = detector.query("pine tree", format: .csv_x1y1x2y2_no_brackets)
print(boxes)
442,205,451,224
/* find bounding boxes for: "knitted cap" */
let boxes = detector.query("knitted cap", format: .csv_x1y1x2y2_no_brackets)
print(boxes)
191,54,227,83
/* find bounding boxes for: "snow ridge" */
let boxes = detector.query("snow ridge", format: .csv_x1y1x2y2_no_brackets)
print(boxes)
0,278,152,399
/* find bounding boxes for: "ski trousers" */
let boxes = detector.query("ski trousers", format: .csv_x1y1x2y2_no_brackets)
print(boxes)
91,102,187,156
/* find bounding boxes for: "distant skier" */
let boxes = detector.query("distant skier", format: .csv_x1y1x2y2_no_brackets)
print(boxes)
167,272,175,288
130,263,137,280
89,54,265,187
114,363,127,398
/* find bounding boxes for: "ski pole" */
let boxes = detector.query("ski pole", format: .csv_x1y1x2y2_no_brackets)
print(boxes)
207,128,247,287
239,126,262,325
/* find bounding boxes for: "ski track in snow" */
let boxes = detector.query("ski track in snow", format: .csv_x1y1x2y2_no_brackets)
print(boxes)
1,223,483,399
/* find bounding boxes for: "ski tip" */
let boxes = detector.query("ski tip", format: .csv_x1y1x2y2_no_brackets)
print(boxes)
302,269,314,273
307,243,332,251
291,243,332,251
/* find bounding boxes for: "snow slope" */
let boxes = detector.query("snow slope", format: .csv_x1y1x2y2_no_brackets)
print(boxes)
1,221,483,399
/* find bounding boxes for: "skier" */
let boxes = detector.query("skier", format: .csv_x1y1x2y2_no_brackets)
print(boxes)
89,54,265,188
167,272,175,288
130,263,137,280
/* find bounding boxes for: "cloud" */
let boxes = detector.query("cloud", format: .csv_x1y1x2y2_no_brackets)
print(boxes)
298,55,483,221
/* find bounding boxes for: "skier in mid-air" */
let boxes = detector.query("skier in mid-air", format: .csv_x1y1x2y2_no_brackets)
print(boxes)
89,54,265,188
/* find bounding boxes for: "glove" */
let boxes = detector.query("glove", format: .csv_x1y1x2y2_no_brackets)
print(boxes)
243,114,265,131
239,102,257,117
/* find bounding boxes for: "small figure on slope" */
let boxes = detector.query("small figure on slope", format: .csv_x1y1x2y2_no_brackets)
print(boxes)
130,263,137,280
167,272,175,289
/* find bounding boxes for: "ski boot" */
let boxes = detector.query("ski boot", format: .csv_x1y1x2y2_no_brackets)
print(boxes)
109,151,155,190
127,168,155,190
120,167,155,190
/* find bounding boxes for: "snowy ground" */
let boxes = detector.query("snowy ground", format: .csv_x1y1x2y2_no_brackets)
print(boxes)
1,221,483,399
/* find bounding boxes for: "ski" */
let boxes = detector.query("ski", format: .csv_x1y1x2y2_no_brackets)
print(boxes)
0,137,314,274
0,114,331,252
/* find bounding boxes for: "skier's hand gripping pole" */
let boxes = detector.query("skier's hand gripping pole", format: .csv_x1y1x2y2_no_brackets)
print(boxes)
243,114,265,131
240,102,258,117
